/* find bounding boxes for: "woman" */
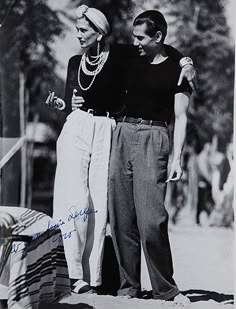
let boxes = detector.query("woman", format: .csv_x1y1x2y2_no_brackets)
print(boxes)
46,5,195,294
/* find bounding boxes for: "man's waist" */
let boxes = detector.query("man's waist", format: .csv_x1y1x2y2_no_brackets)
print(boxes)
116,116,168,127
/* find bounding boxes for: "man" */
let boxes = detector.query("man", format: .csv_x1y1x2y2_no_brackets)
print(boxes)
109,10,191,305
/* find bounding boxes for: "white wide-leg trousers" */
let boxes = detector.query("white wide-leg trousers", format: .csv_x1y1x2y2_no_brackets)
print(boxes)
53,109,115,286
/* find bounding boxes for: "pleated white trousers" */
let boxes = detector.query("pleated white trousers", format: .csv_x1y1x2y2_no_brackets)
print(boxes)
53,109,116,286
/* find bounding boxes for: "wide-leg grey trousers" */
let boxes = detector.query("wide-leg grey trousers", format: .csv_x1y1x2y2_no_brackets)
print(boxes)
109,121,179,300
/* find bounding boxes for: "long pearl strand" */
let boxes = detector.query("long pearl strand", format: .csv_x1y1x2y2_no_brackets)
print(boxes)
78,43,110,91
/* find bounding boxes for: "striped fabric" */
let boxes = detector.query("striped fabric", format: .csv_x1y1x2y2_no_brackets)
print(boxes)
0,207,71,309
0,211,16,278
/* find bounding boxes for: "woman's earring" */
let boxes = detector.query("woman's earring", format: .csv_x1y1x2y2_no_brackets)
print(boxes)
97,40,100,56
97,34,102,41
96,35,102,55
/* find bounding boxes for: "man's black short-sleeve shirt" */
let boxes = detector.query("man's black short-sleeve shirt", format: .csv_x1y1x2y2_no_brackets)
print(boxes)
124,56,192,123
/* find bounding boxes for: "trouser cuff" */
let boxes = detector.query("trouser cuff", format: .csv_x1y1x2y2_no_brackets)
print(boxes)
118,287,141,298
153,287,180,300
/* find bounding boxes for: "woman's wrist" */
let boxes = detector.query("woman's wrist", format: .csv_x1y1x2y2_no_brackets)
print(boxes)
179,57,193,68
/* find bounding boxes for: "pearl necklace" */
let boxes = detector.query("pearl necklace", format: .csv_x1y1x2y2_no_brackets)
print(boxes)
85,53,102,66
78,44,110,91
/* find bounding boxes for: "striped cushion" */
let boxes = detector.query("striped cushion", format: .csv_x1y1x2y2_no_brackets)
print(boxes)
0,207,71,308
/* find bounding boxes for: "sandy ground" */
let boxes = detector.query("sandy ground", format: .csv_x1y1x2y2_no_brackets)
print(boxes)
59,224,234,309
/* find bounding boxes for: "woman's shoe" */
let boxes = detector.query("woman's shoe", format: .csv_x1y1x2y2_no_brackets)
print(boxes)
71,279,93,294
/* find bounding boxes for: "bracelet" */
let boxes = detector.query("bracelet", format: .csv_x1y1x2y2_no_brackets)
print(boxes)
179,57,193,68
55,98,66,110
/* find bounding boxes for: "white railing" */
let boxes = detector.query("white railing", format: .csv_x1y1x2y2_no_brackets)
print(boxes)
0,137,25,170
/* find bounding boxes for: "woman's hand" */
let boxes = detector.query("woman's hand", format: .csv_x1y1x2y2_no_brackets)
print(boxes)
45,91,65,110
178,64,197,91
72,89,85,111
45,91,56,109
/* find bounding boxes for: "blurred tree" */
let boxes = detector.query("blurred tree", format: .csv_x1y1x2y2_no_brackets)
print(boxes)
169,0,234,151
0,0,66,206
0,0,66,135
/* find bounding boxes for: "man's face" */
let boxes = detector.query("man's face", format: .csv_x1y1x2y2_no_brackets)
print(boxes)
133,23,158,58
76,17,99,50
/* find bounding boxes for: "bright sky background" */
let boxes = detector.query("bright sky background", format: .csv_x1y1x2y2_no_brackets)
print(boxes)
226,0,235,37
49,0,235,78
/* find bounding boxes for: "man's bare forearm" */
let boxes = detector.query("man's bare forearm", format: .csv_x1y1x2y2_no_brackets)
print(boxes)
172,113,187,163
172,92,190,162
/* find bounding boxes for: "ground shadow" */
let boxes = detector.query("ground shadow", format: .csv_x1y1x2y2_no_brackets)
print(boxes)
39,303,94,309
141,289,234,304
100,235,120,295
183,289,233,304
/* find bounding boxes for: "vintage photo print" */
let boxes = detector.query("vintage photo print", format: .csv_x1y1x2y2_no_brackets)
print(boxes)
0,0,235,308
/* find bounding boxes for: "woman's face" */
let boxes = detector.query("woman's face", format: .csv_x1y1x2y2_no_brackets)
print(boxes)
76,17,100,50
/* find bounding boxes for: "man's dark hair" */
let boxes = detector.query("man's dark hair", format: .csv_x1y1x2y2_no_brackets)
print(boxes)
133,10,167,42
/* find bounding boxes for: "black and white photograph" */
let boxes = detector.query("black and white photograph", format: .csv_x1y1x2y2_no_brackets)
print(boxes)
0,0,235,308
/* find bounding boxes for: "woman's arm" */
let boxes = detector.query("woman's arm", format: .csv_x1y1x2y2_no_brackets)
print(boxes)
45,56,85,115
63,57,74,115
